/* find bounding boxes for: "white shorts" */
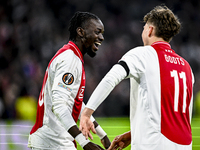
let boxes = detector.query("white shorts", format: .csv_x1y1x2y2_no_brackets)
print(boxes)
28,125,77,150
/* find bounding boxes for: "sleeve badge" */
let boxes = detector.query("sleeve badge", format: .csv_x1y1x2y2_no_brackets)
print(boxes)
62,73,74,85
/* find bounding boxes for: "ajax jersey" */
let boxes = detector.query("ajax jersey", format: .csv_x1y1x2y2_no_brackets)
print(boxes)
86,41,194,150
28,41,85,149
121,41,193,150
152,42,193,145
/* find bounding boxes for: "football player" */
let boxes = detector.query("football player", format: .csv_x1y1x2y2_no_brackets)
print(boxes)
28,12,110,150
80,5,194,150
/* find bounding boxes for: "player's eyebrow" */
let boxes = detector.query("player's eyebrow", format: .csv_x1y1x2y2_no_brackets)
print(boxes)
97,27,104,33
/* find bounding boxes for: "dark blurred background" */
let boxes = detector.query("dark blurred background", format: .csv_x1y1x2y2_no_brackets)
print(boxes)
0,0,200,120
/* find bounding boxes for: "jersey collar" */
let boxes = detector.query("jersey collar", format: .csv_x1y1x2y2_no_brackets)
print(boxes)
151,41,171,49
68,41,84,64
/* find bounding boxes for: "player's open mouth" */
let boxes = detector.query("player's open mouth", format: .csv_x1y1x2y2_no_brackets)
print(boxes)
94,42,101,51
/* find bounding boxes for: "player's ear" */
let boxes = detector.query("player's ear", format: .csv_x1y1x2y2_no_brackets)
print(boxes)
77,27,85,38
148,25,154,37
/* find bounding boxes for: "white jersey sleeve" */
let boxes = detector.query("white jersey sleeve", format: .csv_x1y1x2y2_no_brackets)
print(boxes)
51,50,82,131
29,42,87,149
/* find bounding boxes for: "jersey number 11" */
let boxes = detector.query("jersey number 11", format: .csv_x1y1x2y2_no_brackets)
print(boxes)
170,70,187,113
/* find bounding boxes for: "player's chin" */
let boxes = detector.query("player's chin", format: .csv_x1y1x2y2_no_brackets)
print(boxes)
87,49,97,58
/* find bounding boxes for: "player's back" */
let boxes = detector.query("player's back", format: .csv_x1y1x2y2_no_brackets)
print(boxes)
152,42,193,145
125,41,193,150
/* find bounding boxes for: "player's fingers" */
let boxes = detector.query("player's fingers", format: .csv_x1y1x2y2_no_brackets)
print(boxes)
88,132,93,140
107,138,118,150
115,135,122,142
118,141,124,150
113,145,119,150
107,145,116,150
91,124,96,134
108,135,123,150
79,122,86,133
81,128,89,140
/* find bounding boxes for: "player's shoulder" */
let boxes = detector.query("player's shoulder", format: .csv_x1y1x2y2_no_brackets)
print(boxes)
49,47,81,71
125,45,154,56
55,48,80,62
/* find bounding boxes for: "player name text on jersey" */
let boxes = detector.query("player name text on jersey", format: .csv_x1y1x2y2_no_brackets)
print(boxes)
164,54,185,65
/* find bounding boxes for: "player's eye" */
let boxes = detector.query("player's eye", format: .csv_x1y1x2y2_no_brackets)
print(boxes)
95,31,100,35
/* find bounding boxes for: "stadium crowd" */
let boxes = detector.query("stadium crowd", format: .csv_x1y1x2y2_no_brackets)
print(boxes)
0,0,200,119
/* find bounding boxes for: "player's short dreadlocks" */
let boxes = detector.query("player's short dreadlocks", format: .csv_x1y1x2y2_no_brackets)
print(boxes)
143,5,181,42
68,12,100,41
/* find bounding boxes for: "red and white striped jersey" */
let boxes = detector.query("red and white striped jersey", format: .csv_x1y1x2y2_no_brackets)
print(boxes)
86,41,194,150
28,41,87,149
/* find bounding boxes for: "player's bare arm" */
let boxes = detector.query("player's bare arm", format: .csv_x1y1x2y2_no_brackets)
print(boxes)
93,120,111,149
80,108,95,140
108,131,131,150
68,125,105,150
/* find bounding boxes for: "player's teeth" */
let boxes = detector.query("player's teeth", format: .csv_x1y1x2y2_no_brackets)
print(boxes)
95,42,101,46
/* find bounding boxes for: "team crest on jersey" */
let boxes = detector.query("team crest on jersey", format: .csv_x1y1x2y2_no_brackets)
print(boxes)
62,73,74,85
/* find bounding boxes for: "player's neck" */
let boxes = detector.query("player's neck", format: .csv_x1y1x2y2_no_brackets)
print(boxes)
70,40,85,55
149,36,166,45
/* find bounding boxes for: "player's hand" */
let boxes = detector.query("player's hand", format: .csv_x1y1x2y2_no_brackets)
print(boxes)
80,108,96,140
83,142,105,150
107,131,131,150
101,135,111,149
